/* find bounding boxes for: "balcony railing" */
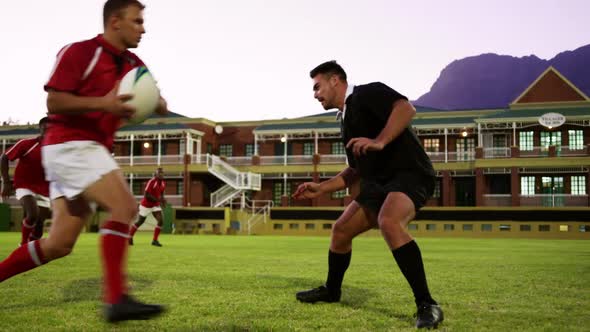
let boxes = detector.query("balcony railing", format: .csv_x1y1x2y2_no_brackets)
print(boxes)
520,194,589,207
134,194,183,207
320,154,347,164
483,194,512,206
426,151,475,162
483,147,511,159
519,146,550,158
115,155,184,166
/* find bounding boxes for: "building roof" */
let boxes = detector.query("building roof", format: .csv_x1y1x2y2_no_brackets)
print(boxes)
254,122,340,132
477,107,590,122
0,127,39,139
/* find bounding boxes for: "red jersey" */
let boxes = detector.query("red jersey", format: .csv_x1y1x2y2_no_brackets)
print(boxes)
5,137,50,197
44,34,146,150
140,177,166,208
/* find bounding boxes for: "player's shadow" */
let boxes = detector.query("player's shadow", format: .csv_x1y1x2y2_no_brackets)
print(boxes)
62,276,155,302
254,274,412,323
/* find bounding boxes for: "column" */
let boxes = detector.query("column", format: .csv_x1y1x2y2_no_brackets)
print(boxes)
254,134,259,155
283,134,288,166
477,123,483,147
2,139,5,153
512,122,517,146
442,170,452,206
314,131,319,154
475,168,485,206
511,167,520,206
130,134,134,166
444,128,448,163
157,133,162,166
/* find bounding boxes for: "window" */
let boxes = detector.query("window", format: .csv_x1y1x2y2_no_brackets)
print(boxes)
245,144,258,157
423,139,440,153
132,181,143,195
579,225,589,233
426,224,436,231
331,190,346,199
481,224,492,232
176,181,184,195
571,176,587,195
456,138,475,161
305,223,315,230
519,131,533,151
219,144,233,157
444,224,454,231
462,224,473,231
331,142,345,155
520,225,531,231
273,182,291,206
273,223,283,230
499,224,511,231
206,143,213,154
559,225,569,232
568,130,584,150
408,224,418,231
289,223,299,230
323,223,332,230
539,225,550,232
540,131,561,154
520,176,535,195
432,180,441,198
303,142,315,156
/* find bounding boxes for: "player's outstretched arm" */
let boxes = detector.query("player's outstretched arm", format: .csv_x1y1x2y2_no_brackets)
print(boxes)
46,82,136,118
292,167,357,200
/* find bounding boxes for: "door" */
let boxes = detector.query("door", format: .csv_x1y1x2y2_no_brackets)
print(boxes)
455,177,475,206
540,131,562,156
541,176,564,207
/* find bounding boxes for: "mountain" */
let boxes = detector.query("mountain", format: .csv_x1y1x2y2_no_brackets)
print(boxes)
414,44,590,110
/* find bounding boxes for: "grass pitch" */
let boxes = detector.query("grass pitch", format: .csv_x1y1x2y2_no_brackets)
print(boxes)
0,233,588,331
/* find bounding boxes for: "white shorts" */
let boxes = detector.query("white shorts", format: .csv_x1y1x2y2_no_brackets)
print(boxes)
139,204,162,217
42,141,119,200
15,188,51,208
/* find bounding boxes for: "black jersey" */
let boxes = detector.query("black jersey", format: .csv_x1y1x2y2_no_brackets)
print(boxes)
341,82,435,180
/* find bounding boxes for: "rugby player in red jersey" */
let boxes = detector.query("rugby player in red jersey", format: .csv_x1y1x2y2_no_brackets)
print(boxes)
1,118,51,246
129,167,167,247
0,0,167,322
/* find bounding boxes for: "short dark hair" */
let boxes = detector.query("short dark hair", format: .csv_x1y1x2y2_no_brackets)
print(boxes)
309,60,347,82
103,0,145,27
39,117,49,126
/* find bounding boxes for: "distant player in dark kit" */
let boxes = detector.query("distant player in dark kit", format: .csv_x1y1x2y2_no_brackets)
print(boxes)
293,61,443,329
1,118,51,246
0,0,167,323
129,167,166,247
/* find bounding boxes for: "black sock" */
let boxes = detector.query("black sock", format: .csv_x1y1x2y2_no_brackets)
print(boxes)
325,250,351,293
392,240,437,306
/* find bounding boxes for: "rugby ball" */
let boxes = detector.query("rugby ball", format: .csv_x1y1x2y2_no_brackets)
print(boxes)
118,66,160,124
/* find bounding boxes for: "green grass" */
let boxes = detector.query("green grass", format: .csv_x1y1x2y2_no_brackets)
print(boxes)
0,233,589,331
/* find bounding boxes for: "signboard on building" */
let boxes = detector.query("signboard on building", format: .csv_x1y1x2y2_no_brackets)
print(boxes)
538,113,566,129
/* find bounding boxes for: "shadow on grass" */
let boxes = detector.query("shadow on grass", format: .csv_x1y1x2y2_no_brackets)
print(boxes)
62,276,155,302
255,274,413,323
0,276,156,310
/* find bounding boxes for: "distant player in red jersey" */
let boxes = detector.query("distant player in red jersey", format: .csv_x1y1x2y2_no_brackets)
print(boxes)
129,167,166,247
1,118,51,246
0,0,167,323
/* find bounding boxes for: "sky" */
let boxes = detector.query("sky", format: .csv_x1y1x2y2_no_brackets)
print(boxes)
0,0,588,124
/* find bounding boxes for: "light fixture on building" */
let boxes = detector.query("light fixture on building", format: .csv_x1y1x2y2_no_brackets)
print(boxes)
280,136,287,143
143,142,151,148
461,130,468,137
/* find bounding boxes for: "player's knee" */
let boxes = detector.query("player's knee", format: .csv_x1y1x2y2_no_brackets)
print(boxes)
378,216,405,229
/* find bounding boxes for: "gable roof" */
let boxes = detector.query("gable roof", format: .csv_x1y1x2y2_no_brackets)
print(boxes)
512,66,590,105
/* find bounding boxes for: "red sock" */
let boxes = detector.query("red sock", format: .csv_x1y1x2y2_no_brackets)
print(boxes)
0,240,46,282
20,218,34,246
153,226,161,241
100,221,130,304
129,224,139,238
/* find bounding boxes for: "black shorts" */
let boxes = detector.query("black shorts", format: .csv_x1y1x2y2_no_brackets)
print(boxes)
355,171,435,214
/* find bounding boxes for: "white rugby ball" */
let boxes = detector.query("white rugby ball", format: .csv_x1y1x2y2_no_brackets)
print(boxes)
118,66,160,124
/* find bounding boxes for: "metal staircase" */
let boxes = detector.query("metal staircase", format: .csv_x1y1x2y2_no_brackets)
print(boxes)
207,154,261,207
